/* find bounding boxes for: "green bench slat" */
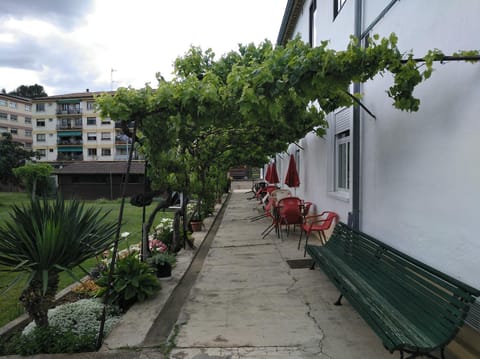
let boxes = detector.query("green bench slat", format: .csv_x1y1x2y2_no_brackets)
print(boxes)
305,223,480,356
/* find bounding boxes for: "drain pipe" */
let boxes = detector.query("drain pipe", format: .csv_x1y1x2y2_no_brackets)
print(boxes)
350,0,362,231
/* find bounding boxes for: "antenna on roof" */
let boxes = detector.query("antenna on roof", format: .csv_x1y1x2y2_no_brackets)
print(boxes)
110,68,117,90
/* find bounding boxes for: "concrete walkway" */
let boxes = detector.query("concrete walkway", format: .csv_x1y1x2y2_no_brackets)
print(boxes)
168,189,389,359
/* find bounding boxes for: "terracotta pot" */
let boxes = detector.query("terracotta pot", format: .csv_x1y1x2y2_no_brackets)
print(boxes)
190,220,203,232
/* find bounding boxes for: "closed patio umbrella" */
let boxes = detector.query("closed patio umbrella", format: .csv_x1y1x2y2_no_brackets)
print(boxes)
265,164,272,182
270,162,279,184
284,154,300,189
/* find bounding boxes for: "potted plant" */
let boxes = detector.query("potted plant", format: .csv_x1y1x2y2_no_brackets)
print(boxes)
187,202,204,232
147,252,177,278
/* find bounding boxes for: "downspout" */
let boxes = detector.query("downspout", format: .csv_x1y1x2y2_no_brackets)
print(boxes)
350,0,362,230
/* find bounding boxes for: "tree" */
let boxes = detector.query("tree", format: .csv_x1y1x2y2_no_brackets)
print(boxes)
9,84,47,98
0,133,36,186
13,163,53,200
0,197,118,327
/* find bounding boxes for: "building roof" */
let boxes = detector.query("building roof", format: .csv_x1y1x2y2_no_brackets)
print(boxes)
33,90,115,102
0,93,32,103
55,161,145,175
277,0,305,45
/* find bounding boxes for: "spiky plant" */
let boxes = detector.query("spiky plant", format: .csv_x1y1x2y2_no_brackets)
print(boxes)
0,197,117,327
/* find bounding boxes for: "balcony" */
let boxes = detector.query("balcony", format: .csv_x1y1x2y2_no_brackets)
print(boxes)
57,123,83,130
57,153,84,161
57,139,83,145
56,108,82,115
114,154,129,161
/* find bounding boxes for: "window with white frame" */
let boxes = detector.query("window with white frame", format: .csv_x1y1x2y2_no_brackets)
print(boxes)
88,148,97,156
333,0,347,19
37,149,46,157
87,117,96,125
336,130,350,191
10,128,18,134
101,119,111,125
36,119,45,127
9,102,16,109
36,103,45,112
87,102,95,111
10,114,17,121
330,107,352,196
25,117,32,124
87,132,97,141
101,148,111,156
36,133,46,142
25,104,31,112
25,130,32,137
101,132,111,140
0,126,7,133
0,99,6,106
0,112,7,120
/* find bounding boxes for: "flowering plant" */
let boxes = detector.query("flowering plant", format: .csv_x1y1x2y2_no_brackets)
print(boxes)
149,239,167,253
153,217,174,251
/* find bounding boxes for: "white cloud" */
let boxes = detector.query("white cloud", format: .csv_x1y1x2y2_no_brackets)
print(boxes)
0,0,287,95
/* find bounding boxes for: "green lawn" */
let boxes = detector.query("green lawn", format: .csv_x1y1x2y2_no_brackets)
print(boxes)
0,192,168,328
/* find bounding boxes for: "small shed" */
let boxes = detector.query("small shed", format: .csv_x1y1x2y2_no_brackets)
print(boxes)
55,161,146,200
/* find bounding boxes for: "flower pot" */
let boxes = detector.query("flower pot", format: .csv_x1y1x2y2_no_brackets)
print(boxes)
190,220,203,232
156,263,172,278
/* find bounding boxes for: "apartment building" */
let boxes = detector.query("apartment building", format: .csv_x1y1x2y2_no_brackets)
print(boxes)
0,93,33,148
32,90,135,162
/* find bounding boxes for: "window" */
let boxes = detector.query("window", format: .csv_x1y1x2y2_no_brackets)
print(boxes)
101,148,111,156
0,99,6,106
25,143,32,149
10,128,18,135
117,147,128,156
10,114,17,121
36,133,46,142
309,0,317,47
0,112,7,120
74,118,82,127
101,119,111,125
9,102,16,109
87,132,97,141
49,148,54,152
25,104,31,112
25,117,32,124
88,148,97,156
336,130,350,191
87,102,95,110
334,0,347,19
36,103,45,112
25,130,32,137
36,119,45,127
87,117,96,125
331,107,353,198
37,149,46,157
101,132,111,140
0,126,7,133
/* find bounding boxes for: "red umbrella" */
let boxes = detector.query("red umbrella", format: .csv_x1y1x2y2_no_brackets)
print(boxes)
270,162,279,184
265,164,272,182
284,154,300,188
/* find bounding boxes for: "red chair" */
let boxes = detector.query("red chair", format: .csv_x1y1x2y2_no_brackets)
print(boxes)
298,211,339,256
277,197,304,238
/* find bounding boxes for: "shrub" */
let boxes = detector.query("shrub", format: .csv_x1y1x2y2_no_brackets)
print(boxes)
16,298,120,355
23,298,120,337
95,254,161,311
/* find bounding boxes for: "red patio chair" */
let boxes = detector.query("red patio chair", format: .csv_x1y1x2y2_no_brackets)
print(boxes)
298,211,339,256
277,197,304,238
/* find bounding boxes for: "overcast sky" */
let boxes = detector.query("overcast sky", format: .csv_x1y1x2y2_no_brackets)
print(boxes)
0,0,287,96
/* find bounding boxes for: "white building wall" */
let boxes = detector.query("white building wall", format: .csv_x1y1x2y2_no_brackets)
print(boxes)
279,0,480,288
360,0,480,287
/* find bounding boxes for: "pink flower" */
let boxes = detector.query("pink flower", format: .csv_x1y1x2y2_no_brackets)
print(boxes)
149,239,167,253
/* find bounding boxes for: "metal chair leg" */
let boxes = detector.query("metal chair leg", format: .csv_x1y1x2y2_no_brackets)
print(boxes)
298,229,304,250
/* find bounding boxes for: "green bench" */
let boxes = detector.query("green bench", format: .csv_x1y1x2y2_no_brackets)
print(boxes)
305,222,480,359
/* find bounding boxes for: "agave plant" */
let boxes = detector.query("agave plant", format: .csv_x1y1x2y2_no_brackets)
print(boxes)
0,197,117,327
